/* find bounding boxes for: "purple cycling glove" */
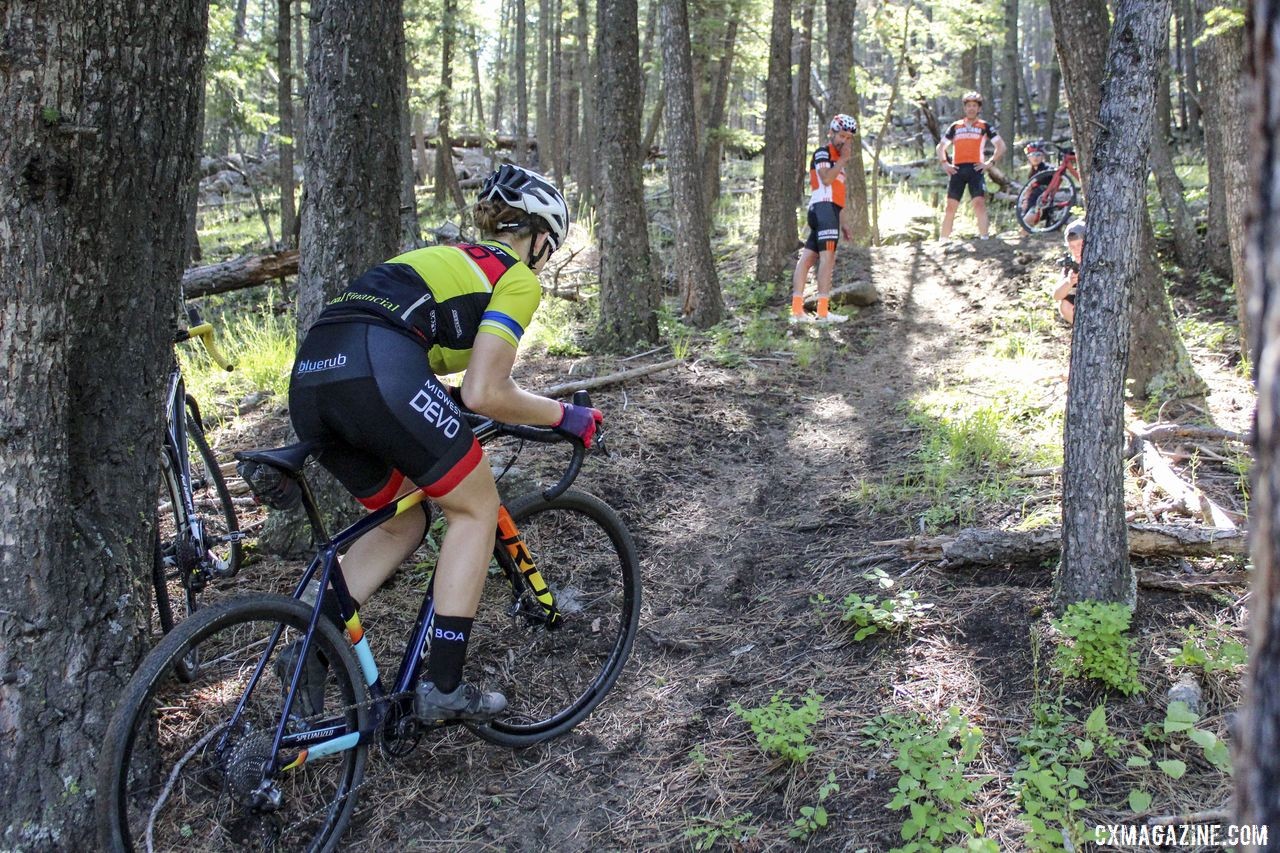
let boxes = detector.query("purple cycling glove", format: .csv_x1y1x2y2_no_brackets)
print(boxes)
554,402,604,448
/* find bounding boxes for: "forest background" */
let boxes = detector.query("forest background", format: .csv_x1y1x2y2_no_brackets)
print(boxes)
3,0,1280,848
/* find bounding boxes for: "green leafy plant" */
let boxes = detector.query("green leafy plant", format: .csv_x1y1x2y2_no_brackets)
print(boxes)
731,690,824,764
837,569,934,641
1051,601,1142,695
864,707,994,853
1163,701,1233,775
684,812,757,851
1169,627,1246,674
789,770,841,840
1011,699,1092,852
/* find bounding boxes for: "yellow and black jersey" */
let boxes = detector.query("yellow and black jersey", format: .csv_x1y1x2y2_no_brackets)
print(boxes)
315,241,541,375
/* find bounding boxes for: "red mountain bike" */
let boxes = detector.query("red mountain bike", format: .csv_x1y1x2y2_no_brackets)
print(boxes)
1016,141,1081,234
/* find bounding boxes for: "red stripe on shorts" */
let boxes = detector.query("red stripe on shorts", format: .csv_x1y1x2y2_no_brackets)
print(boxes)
422,438,483,499
359,470,407,510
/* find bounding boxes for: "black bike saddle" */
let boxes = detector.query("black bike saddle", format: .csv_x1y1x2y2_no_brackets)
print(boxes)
235,441,320,476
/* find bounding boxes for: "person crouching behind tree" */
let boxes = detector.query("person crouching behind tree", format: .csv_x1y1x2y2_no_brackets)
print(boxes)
1053,219,1086,324
936,91,1005,240
790,113,858,324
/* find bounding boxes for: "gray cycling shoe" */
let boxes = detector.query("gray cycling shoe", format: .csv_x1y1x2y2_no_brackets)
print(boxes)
275,639,328,721
414,680,508,724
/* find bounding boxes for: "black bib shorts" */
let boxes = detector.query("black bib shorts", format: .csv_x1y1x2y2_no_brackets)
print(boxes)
288,322,482,508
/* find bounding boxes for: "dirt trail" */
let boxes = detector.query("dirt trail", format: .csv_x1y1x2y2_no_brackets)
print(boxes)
324,235,1087,850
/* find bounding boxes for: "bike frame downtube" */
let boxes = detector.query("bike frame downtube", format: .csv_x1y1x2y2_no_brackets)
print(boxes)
272,489,432,770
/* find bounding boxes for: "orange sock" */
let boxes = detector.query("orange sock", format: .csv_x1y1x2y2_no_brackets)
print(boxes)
817,297,830,318
791,295,805,316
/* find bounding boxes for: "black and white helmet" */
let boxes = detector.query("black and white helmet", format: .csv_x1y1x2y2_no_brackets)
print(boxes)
1064,218,1087,245
478,164,570,250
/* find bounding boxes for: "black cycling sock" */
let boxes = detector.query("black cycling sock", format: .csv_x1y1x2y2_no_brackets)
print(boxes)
426,615,474,694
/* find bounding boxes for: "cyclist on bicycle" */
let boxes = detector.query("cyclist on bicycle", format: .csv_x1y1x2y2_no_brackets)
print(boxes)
936,91,1005,240
286,164,602,723
790,113,858,324
1020,139,1052,226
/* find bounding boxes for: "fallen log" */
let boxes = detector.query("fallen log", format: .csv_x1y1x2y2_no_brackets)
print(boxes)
183,249,299,297
872,523,1248,566
538,358,682,398
1138,440,1240,530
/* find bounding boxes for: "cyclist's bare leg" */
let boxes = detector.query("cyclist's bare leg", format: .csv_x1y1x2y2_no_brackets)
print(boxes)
816,247,837,299
430,459,501,618
792,249,818,301
340,479,428,603
973,196,990,237
940,197,960,238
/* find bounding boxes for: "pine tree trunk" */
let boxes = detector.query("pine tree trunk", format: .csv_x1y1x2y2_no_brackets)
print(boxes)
661,0,724,328
703,20,739,214
794,0,815,197
1197,1,1251,359
536,0,550,170
1199,10,1234,279
756,0,797,283
1184,0,1202,133
1052,0,1204,400
595,0,659,349
1151,53,1199,269
826,0,870,245
1042,55,1061,140
433,0,467,214
0,2,206,845
575,0,596,204
1056,0,1170,610
1237,3,1280,834
550,5,565,181
277,0,298,249
1001,0,1019,167
471,27,487,133
396,11,421,249
299,0,408,329
516,0,529,165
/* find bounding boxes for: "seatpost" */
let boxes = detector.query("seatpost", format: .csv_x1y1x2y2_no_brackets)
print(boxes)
297,476,331,544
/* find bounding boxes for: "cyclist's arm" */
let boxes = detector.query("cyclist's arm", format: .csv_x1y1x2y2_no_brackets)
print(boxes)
935,136,950,165
462,334,563,426
987,135,1007,166
816,161,844,186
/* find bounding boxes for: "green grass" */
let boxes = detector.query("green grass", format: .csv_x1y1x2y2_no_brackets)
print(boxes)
180,299,296,426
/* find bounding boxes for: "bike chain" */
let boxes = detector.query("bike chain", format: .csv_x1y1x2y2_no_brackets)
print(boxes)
273,687,419,838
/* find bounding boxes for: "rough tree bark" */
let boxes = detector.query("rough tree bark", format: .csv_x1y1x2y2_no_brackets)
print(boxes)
433,0,467,215
277,0,297,248
1197,1,1252,360
827,0,870,245
1051,0,1204,400
536,0,550,170
1199,4,1234,279
794,0,815,197
0,2,207,846
1151,51,1200,269
702,20,739,214
756,0,797,284
575,0,597,204
595,0,659,348
516,0,529,165
1056,0,1171,609
1237,0,1280,836
396,6,421,248
1001,0,1019,167
661,0,724,327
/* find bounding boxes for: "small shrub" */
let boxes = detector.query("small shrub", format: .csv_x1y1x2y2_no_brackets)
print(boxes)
1051,601,1142,695
684,812,757,851
789,771,840,841
730,690,824,764
837,569,934,641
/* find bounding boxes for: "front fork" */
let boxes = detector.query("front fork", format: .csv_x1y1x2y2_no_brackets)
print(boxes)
495,505,562,628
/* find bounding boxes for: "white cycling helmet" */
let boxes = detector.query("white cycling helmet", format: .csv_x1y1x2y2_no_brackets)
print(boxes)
478,164,570,250
1064,218,1087,244
830,114,858,135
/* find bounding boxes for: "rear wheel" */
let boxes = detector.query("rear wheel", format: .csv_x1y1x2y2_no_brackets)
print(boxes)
467,489,641,748
1016,170,1078,234
97,595,368,853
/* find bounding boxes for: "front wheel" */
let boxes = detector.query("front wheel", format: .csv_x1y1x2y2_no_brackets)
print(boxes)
467,489,641,748
97,595,369,852
1016,170,1078,234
